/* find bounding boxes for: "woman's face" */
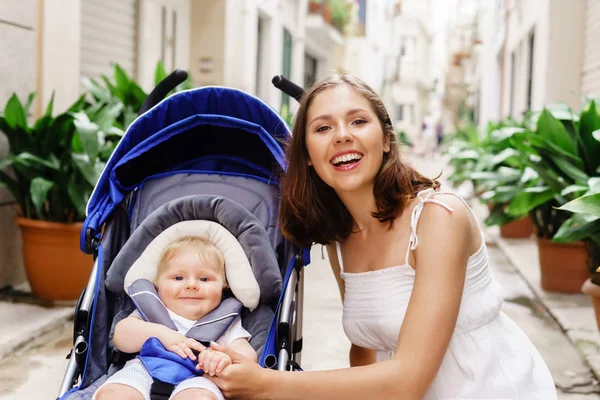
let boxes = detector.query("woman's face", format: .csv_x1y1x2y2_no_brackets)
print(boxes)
304,84,390,195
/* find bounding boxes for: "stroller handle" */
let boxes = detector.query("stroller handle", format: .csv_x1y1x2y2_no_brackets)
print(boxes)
272,75,304,102
138,69,189,115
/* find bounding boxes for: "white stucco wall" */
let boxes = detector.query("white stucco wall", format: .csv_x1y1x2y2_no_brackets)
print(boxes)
222,0,306,111
474,0,503,127
501,0,585,118
0,0,38,286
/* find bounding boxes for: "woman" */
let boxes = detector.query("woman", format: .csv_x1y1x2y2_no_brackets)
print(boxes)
201,74,556,399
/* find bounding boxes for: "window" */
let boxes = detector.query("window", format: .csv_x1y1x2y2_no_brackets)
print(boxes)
304,54,318,88
396,104,404,121
526,29,535,111
281,28,293,110
400,36,416,62
509,50,516,117
358,0,367,27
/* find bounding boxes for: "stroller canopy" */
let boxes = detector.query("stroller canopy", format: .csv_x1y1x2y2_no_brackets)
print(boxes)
82,87,291,250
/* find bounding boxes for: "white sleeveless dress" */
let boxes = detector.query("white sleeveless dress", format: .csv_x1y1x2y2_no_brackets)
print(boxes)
336,189,556,399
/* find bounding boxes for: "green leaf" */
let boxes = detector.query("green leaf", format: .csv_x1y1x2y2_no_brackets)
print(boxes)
73,113,100,165
593,129,600,142
44,91,55,117
23,92,35,116
4,94,28,130
553,213,600,243
68,94,87,113
82,78,112,103
506,187,556,217
561,185,590,196
520,167,539,184
558,192,600,217
113,64,131,93
154,60,168,87
66,181,88,219
30,177,55,219
577,100,600,174
536,109,577,156
589,178,600,193
94,102,124,132
72,153,101,186
14,152,60,170
552,157,589,184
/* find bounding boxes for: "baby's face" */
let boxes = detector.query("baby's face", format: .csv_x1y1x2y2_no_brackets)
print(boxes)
156,248,226,321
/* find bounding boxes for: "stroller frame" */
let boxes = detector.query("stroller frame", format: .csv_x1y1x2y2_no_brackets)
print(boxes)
58,71,308,399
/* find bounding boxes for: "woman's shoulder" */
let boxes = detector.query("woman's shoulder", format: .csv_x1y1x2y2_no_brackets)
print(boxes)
417,191,473,234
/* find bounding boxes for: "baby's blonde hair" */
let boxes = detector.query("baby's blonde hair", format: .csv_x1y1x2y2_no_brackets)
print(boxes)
155,236,226,285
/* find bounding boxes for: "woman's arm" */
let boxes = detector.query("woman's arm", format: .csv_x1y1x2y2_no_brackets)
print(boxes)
210,197,472,399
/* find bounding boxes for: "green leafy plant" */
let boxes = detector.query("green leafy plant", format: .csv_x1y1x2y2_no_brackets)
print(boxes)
501,101,600,240
0,92,113,222
328,0,352,33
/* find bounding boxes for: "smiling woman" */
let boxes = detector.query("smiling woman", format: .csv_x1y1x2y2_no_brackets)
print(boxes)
280,75,438,247
204,73,557,400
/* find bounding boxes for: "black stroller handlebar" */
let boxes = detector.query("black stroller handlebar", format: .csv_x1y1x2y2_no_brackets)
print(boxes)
272,75,304,102
138,69,189,115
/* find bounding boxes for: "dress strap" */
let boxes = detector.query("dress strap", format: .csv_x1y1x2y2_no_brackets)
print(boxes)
335,241,345,273
404,188,457,266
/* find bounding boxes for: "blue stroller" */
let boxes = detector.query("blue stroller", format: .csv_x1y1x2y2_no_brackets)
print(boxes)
58,71,308,399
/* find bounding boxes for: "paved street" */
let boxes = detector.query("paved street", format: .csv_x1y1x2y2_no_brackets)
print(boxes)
1,153,599,399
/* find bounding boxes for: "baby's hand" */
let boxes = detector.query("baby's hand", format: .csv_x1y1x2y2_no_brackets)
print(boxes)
158,328,205,360
196,347,233,376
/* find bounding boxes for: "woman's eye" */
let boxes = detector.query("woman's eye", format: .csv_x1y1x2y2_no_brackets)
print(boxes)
316,125,330,133
199,277,209,282
175,276,183,281
353,119,367,125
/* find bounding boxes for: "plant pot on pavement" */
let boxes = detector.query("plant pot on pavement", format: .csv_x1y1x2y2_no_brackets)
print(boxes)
15,217,93,301
500,215,534,238
537,237,589,294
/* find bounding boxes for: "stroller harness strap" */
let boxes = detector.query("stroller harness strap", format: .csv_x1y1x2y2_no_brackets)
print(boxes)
128,279,242,392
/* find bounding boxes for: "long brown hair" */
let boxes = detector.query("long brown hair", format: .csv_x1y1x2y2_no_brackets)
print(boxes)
279,73,439,248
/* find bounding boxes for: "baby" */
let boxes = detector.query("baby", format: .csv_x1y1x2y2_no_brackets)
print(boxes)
94,236,257,400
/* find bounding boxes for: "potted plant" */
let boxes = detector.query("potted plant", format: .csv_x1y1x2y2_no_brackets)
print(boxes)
503,102,600,293
0,92,122,300
470,120,536,238
558,183,600,328
329,0,352,33
445,121,535,238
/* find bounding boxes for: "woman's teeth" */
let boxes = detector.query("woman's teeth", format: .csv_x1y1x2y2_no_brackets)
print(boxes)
332,153,362,166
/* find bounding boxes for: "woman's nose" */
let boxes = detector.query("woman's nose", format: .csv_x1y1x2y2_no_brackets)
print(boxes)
334,125,353,144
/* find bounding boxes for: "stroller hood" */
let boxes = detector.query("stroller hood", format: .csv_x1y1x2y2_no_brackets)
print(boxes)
82,87,291,251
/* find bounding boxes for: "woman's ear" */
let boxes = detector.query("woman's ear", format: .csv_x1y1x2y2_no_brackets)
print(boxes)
307,158,313,166
384,136,391,153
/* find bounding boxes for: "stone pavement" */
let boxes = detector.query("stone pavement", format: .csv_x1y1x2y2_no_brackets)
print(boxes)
1,152,600,399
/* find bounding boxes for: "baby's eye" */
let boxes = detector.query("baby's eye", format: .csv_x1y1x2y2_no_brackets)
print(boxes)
199,277,209,282
175,276,183,281
316,125,330,133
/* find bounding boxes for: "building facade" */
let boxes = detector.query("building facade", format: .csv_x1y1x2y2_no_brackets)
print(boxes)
0,0,345,288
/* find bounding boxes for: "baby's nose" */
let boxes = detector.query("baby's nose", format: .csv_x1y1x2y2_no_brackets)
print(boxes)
185,279,199,289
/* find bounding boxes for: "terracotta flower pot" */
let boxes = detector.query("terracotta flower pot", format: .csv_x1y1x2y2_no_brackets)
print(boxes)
537,237,589,294
486,203,534,238
15,217,93,301
500,216,534,238
581,278,600,332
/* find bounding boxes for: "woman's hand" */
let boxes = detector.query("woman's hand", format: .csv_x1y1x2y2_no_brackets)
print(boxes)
196,347,232,376
157,328,205,360
205,341,269,399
